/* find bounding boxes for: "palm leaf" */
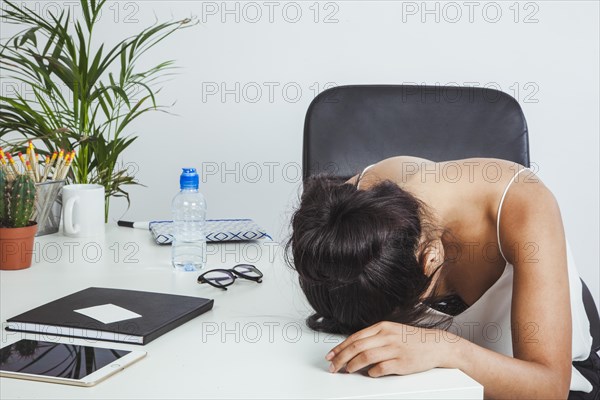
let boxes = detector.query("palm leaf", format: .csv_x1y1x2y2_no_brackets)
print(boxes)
0,0,196,220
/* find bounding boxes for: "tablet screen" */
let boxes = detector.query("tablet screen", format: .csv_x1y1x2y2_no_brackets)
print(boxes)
0,339,131,379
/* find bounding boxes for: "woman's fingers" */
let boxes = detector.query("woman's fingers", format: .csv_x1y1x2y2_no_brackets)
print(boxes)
325,323,443,378
326,321,391,361
368,359,401,378
345,345,399,374
328,335,393,373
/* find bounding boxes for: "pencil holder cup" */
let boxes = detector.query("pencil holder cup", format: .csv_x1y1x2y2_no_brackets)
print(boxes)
34,180,66,236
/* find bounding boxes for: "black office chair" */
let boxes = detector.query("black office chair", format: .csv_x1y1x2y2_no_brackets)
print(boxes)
302,84,599,352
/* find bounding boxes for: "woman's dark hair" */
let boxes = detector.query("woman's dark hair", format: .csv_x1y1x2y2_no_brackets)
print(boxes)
285,173,453,335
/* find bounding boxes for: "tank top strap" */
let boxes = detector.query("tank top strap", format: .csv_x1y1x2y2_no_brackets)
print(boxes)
357,164,375,189
496,167,530,262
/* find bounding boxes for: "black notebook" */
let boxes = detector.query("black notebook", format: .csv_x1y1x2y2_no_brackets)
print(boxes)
5,287,214,345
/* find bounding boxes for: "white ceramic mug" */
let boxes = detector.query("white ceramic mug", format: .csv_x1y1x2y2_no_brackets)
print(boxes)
62,184,105,238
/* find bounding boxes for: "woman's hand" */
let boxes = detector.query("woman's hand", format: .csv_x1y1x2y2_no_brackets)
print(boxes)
326,321,457,377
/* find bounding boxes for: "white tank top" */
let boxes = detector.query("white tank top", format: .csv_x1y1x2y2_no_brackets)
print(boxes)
419,167,595,392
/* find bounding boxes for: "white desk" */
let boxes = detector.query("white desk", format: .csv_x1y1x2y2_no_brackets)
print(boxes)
0,226,483,399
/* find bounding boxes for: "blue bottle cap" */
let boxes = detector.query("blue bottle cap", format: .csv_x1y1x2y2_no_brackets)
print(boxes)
180,168,199,190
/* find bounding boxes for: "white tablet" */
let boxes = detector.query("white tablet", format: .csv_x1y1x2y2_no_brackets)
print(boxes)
0,339,146,386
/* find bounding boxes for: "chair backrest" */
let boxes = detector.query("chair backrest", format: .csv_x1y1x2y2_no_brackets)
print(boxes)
303,85,530,179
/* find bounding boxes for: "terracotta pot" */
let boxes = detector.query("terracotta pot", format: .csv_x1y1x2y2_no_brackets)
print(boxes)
0,223,38,270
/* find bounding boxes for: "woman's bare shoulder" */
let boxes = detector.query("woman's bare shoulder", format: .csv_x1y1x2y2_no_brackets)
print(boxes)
373,157,529,186
346,156,535,191
345,156,433,186
377,156,527,176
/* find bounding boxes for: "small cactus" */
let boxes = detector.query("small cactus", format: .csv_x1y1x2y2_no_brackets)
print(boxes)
0,169,6,225
6,174,36,228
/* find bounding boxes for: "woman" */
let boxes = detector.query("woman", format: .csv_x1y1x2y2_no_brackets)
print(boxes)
287,156,598,399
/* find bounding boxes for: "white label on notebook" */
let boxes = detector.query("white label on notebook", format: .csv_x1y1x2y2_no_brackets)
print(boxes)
74,303,142,324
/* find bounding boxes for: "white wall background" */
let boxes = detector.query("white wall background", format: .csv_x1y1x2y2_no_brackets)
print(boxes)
1,1,598,306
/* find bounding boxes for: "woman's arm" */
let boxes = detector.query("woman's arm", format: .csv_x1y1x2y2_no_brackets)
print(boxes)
446,176,572,398
451,329,570,398
327,174,573,399
326,321,569,398
486,172,572,396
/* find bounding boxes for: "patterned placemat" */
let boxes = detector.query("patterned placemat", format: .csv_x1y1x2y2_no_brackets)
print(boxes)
150,219,271,245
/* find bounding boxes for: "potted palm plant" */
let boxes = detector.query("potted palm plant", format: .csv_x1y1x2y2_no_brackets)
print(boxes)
0,168,37,270
0,0,195,221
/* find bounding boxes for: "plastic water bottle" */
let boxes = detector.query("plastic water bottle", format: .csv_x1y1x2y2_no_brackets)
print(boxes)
171,168,206,271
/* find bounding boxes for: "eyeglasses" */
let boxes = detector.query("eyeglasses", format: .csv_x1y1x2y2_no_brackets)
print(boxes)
197,264,263,290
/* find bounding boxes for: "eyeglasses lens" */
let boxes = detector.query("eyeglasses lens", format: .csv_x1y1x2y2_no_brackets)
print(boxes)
203,271,235,286
234,264,261,278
